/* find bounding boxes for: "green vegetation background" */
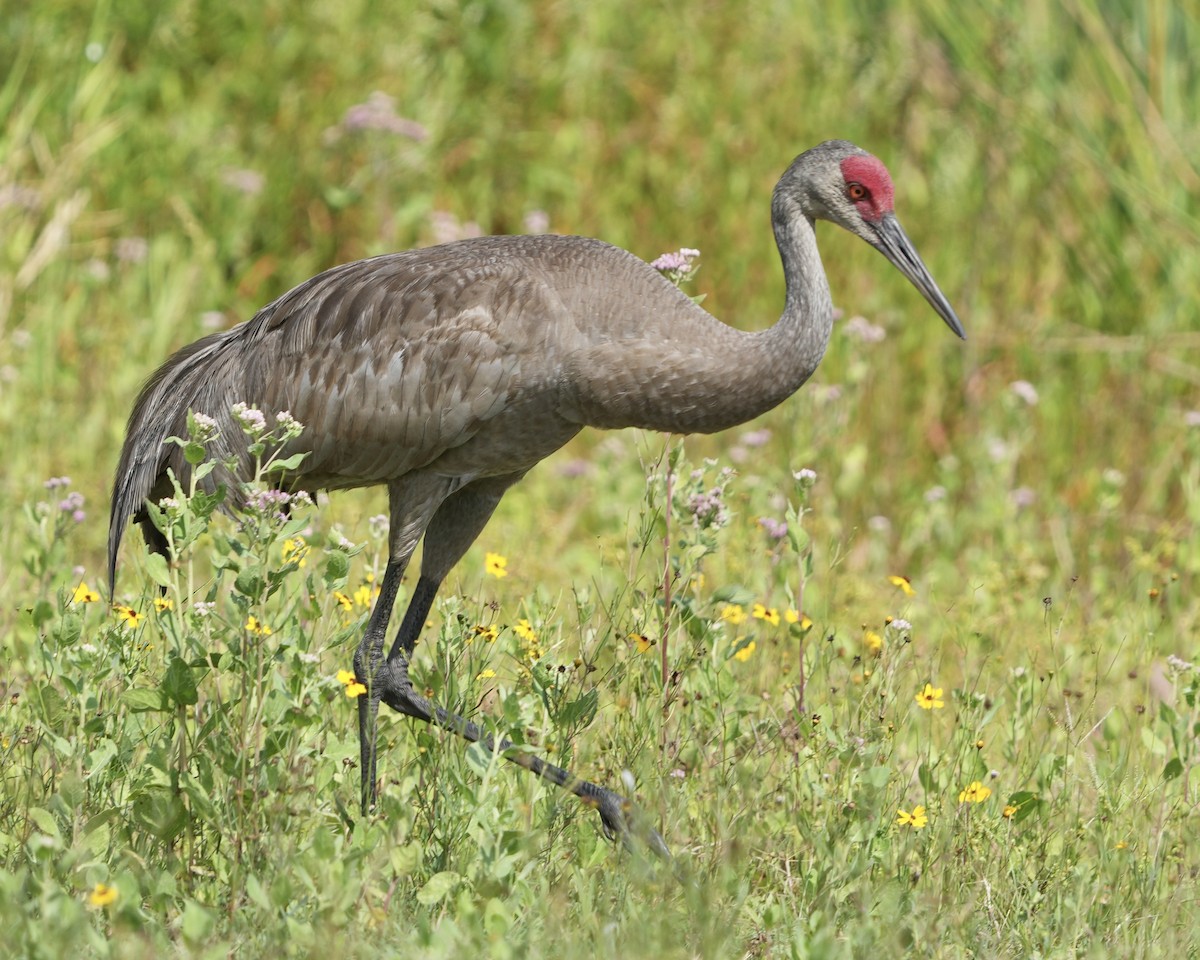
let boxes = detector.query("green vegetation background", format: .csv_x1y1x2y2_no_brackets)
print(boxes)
2,0,1198,957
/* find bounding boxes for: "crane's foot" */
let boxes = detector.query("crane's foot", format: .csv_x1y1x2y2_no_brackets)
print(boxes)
365,655,673,862
586,785,672,862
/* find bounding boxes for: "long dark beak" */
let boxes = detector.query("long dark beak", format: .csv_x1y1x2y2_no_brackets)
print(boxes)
872,214,966,340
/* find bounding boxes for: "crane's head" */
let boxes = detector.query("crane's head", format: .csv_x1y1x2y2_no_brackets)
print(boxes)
776,140,966,339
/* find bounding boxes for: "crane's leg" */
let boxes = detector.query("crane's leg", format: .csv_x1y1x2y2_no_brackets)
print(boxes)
363,476,669,859
354,476,450,815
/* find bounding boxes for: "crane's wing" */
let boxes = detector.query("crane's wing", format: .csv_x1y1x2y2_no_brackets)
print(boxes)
221,242,579,487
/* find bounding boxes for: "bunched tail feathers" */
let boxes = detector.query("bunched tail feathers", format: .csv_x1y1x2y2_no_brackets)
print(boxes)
107,329,238,594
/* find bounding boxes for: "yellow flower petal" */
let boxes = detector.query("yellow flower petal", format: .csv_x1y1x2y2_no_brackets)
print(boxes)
336,669,356,685
344,682,367,698
915,683,945,710
958,781,992,804
88,883,118,907
888,575,916,597
484,552,509,578
72,582,100,604
732,640,756,662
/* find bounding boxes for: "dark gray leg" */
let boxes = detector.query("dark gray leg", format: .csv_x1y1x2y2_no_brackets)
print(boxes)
376,655,669,859
353,558,406,814
359,475,670,858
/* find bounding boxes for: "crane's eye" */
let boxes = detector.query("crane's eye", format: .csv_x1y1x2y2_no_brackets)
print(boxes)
847,182,868,201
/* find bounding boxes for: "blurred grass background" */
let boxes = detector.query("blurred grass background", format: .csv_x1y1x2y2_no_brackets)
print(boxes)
2,0,1199,956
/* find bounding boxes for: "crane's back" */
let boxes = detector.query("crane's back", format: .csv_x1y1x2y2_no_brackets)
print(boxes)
108,234,710,586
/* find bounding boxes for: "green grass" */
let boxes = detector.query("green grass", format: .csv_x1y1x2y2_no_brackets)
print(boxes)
3,0,1200,956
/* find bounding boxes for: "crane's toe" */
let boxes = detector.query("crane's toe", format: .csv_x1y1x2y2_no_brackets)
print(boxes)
589,786,672,862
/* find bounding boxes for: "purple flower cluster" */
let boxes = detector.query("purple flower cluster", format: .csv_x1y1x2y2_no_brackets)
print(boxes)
650,247,700,272
59,490,85,523
340,92,428,140
245,487,311,524
757,516,788,540
45,478,84,522
842,315,886,343
231,402,267,436
688,488,728,527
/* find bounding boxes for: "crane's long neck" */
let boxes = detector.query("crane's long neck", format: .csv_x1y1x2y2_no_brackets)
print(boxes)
741,209,835,415
562,214,834,435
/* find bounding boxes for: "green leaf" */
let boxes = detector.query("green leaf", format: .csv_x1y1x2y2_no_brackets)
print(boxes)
81,821,111,856
465,741,496,777
389,841,422,876
917,763,936,794
85,739,118,780
181,900,215,943
29,600,55,628
557,689,598,730
234,569,264,600
324,550,350,584
184,441,207,465
711,584,755,605
266,451,309,473
1163,757,1184,781
143,552,171,588
122,687,168,712
245,874,273,912
416,871,462,905
163,657,198,707
1006,791,1042,824
28,807,61,841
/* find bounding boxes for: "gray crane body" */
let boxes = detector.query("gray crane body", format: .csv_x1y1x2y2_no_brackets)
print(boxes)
109,140,964,859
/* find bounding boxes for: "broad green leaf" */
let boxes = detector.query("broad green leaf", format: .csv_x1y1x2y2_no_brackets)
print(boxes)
181,900,215,943
266,451,309,473
143,552,171,588
416,870,462,905
163,656,198,706
28,807,61,841
122,687,168,712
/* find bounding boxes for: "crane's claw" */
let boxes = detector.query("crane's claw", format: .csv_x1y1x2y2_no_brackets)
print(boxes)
591,787,672,862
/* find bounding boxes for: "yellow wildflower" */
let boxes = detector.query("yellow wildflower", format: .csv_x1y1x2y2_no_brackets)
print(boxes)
915,683,945,710
344,682,366,698
631,633,654,654
245,615,272,636
334,591,354,612
336,669,356,685
1002,804,1017,819
785,609,813,629
114,605,143,628
282,537,310,568
513,619,537,643
733,640,756,663
958,781,992,804
477,668,496,680
88,883,118,908
473,624,499,643
888,575,916,597
153,596,173,612
73,582,100,604
752,603,780,626
484,552,508,578
720,604,746,625
354,584,376,607
896,805,928,829
865,631,883,653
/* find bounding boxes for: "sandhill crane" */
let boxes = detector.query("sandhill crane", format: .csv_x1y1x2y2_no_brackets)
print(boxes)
109,140,964,859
